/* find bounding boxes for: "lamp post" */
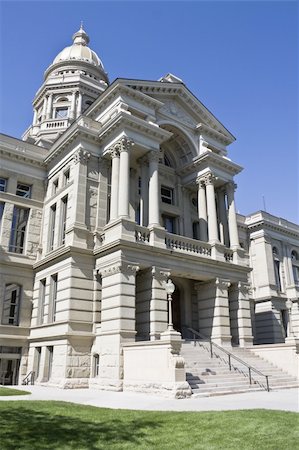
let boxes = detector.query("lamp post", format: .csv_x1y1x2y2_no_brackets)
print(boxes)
165,279,175,331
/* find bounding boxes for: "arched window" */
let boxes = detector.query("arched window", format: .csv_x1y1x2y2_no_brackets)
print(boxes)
93,354,99,377
273,247,282,291
291,250,299,285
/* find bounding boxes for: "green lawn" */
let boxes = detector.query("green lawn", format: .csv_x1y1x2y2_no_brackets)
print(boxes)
0,386,30,396
0,401,298,450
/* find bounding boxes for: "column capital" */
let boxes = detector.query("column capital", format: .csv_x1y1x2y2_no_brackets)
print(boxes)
73,147,91,165
196,176,206,188
238,281,252,294
226,181,237,192
215,277,231,290
117,136,134,153
204,173,216,186
152,266,171,281
99,261,139,278
148,150,161,163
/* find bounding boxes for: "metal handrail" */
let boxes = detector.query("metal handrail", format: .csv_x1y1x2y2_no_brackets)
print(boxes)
22,371,35,386
187,327,270,392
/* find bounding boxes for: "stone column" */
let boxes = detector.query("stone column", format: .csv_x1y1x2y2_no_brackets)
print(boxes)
33,109,38,125
217,187,229,247
212,278,232,346
118,137,134,219
76,92,82,117
148,151,160,227
196,178,208,241
46,94,53,120
226,182,240,249
150,267,170,340
41,97,47,121
205,173,219,243
109,149,120,222
70,91,77,120
98,261,139,390
139,158,149,226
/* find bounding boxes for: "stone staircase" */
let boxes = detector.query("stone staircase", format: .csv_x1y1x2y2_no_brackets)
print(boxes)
181,340,299,397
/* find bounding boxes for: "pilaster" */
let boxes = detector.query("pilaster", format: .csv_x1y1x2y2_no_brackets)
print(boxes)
150,267,170,340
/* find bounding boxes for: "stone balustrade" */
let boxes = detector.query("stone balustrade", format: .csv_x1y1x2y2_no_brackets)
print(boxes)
165,232,212,257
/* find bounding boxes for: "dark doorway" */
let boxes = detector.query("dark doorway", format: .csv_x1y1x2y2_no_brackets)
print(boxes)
172,287,181,332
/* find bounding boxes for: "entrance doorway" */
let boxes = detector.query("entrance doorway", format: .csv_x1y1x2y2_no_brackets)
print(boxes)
0,358,20,385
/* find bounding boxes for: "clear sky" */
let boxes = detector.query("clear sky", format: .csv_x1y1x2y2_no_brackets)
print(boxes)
0,0,298,223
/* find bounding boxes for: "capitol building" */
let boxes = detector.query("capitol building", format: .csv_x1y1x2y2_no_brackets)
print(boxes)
0,27,298,396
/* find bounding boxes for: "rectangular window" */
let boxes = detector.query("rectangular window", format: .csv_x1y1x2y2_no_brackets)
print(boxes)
9,206,30,253
2,284,21,326
60,196,68,245
0,178,7,192
0,202,4,225
52,179,59,195
38,279,46,325
163,215,176,234
161,186,174,205
274,260,282,291
55,107,68,119
63,169,70,185
16,183,31,198
49,274,58,322
49,204,56,251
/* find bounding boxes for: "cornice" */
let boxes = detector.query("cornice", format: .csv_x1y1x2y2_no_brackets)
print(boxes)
87,81,164,120
247,220,299,240
178,151,243,177
97,110,172,146
0,135,47,168
196,123,231,146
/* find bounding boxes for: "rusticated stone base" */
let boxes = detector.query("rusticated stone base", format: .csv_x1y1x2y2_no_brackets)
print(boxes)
38,377,89,389
123,381,192,399
89,378,123,391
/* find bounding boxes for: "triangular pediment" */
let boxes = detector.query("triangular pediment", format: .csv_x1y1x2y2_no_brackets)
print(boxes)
121,79,235,144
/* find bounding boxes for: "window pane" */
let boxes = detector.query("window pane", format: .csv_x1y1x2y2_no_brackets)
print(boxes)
55,108,68,119
49,204,56,251
2,284,21,326
161,186,174,204
16,183,31,198
0,178,7,192
9,207,30,253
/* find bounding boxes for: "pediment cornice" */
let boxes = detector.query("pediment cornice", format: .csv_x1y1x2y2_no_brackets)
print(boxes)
178,151,242,177
121,79,235,144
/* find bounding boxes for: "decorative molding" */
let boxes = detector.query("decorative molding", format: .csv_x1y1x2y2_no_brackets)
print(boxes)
159,100,196,127
148,150,160,163
238,281,252,295
152,266,171,281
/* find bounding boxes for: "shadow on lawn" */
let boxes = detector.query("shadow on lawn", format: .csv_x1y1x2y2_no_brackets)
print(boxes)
0,405,160,450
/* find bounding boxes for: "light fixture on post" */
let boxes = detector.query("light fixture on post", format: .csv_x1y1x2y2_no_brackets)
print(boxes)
165,278,175,331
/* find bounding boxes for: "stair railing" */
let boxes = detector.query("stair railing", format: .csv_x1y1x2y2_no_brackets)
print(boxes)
22,371,35,386
187,327,270,392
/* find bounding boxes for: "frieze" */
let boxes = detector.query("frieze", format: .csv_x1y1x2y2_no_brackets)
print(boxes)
159,100,196,127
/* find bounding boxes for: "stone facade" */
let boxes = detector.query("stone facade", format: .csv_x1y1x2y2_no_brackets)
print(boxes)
0,27,298,395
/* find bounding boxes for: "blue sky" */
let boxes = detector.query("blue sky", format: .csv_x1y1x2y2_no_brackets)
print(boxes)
0,1,298,223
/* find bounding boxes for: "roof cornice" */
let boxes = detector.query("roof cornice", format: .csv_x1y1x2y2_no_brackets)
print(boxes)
178,151,243,177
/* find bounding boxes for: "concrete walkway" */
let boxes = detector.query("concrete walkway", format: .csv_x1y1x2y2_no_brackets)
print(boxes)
1,386,298,412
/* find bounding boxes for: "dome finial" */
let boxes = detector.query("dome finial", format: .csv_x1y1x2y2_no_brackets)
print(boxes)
72,23,90,46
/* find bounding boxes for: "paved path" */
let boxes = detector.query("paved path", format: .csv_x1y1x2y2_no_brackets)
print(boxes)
1,386,298,412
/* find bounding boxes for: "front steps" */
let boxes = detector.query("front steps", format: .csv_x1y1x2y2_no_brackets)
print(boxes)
181,340,299,397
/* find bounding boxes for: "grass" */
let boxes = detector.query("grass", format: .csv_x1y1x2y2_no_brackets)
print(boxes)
0,401,298,450
0,386,30,396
